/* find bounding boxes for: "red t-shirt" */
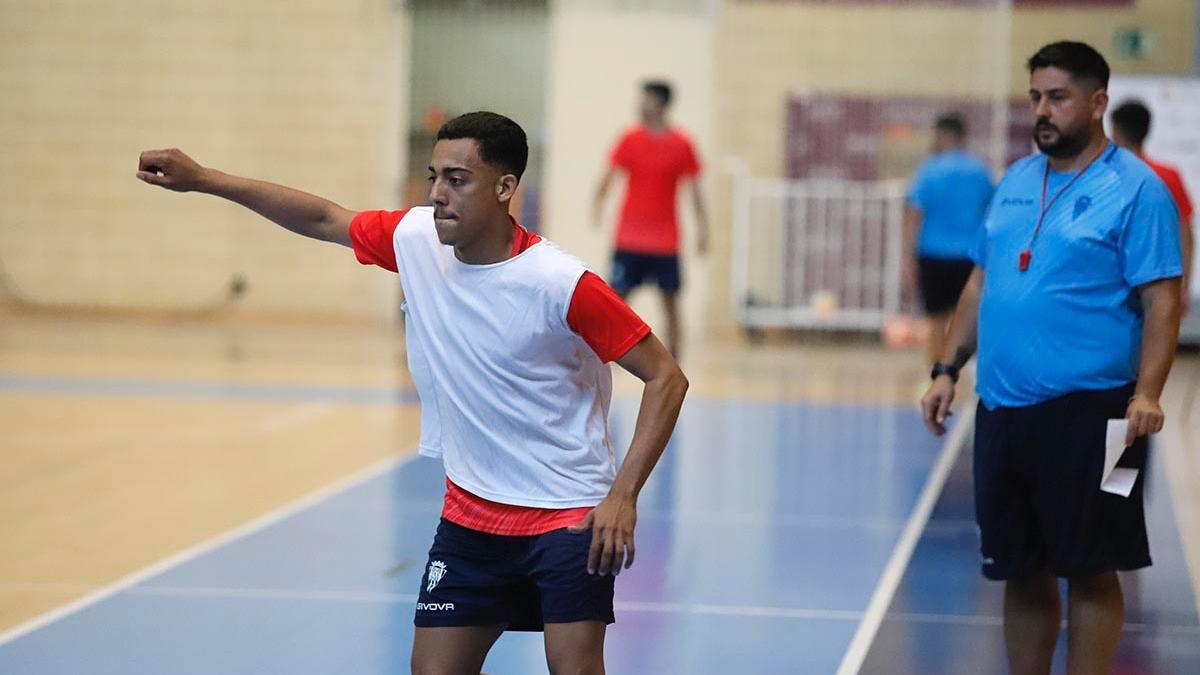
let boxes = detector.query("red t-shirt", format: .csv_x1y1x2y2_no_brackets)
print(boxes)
1142,155,1194,223
610,125,701,256
349,210,651,535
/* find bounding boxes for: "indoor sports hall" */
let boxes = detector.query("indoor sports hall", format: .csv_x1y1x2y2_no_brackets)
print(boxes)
2,2,1198,673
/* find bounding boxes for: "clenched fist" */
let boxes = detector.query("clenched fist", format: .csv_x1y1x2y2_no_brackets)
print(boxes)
136,148,209,192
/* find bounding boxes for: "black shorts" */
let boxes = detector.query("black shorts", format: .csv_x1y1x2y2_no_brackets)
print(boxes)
414,519,615,631
918,256,974,314
974,383,1151,580
610,250,681,295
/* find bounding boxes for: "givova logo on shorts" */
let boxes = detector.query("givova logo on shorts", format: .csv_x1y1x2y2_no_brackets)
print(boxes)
426,560,448,592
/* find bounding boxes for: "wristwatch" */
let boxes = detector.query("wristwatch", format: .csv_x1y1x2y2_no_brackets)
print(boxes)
930,362,960,383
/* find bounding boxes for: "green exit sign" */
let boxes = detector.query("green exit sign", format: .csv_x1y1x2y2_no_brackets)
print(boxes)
1113,27,1156,60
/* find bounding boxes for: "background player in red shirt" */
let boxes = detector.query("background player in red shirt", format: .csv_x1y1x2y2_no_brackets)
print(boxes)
1111,100,1194,313
593,80,710,359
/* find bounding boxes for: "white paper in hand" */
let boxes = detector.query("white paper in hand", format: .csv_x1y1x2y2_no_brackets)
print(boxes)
1102,419,1138,497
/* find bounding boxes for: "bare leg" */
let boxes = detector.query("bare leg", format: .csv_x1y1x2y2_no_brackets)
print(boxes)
1004,573,1061,675
661,290,680,360
411,625,504,675
1066,571,1124,675
926,311,952,365
544,621,606,675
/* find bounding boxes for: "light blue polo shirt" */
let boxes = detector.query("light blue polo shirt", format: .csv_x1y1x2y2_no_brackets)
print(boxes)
907,149,995,259
971,143,1182,409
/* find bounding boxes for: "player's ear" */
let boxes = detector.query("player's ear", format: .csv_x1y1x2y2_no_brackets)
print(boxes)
496,174,518,205
1091,88,1109,123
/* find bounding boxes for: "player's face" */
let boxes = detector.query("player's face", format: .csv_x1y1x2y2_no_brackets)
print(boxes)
1029,66,1107,159
427,139,509,247
640,92,666,124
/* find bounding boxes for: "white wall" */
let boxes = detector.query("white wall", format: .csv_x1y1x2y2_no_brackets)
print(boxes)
543,3,717,342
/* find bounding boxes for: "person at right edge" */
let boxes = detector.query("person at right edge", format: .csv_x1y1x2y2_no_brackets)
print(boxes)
1110,99,1195,315
921,41,1183,675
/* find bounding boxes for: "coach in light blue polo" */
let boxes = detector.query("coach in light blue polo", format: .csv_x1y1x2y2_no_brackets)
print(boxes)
972,141,1180,409
920,42,1183,674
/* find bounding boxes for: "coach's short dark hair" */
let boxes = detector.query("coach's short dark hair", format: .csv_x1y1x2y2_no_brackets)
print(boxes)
643,80,672,106
934,113,966,138
1111,100,1151,146
436,111,528,179
1027,41,1110,91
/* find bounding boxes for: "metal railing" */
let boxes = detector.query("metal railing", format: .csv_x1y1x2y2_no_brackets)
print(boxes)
731,176,906,331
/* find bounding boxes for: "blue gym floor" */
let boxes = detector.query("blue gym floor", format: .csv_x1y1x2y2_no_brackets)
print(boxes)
1,393,1196,674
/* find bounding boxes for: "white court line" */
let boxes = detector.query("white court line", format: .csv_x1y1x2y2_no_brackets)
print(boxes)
835,399,977,675
0,451,418,647
10,580,1195,637
2,581,867,621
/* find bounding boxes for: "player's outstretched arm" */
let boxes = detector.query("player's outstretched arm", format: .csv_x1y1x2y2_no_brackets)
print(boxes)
569,334,687,576
137,148,355,246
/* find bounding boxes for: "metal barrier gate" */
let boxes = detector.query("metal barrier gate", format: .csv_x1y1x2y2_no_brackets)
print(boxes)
731,176,907,331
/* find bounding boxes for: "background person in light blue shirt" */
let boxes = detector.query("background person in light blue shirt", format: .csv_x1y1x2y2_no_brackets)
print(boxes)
920,41,1183,675
905,114,996,365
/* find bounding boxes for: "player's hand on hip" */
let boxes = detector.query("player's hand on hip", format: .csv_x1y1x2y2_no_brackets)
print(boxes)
921,375,956,436
1124,395,1164,446
568,494,637,576
136,148,209,192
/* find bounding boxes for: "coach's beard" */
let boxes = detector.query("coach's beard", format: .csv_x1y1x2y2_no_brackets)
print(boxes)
1033,119,1089,160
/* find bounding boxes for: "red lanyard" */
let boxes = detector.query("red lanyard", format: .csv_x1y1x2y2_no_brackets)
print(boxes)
1020,143,1110,272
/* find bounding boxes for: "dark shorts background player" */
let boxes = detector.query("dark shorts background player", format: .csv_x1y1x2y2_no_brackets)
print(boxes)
1111,99,1195,315
903,113,994,366
593,80,710,359
921,42,1183,675
137,111,689,675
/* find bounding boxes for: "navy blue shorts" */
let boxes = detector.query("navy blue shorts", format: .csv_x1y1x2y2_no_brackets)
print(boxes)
414,519,615,631
917,256,974,315
610,250,681,295
974,383,1151,580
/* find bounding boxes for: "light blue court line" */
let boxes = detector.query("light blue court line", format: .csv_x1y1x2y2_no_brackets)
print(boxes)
0,398,955,674
0,374,420,406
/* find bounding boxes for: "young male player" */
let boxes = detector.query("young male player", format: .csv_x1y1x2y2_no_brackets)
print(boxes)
137,111,688,675
921,42,1182,675
593,80,709,359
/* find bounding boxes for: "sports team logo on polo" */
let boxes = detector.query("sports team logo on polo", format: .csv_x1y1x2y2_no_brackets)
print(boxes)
426,560,447,592
1073,195,1092,219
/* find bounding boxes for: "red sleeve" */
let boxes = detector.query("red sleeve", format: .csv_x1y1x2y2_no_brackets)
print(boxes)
609,132,634,171
566,272,651,363
1165,170,1194,222
349,209,407,273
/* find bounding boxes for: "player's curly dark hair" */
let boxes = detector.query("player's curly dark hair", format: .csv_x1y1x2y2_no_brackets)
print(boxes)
437,111,528,179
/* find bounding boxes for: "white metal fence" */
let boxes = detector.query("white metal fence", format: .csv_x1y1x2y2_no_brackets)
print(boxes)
731,176,907,331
